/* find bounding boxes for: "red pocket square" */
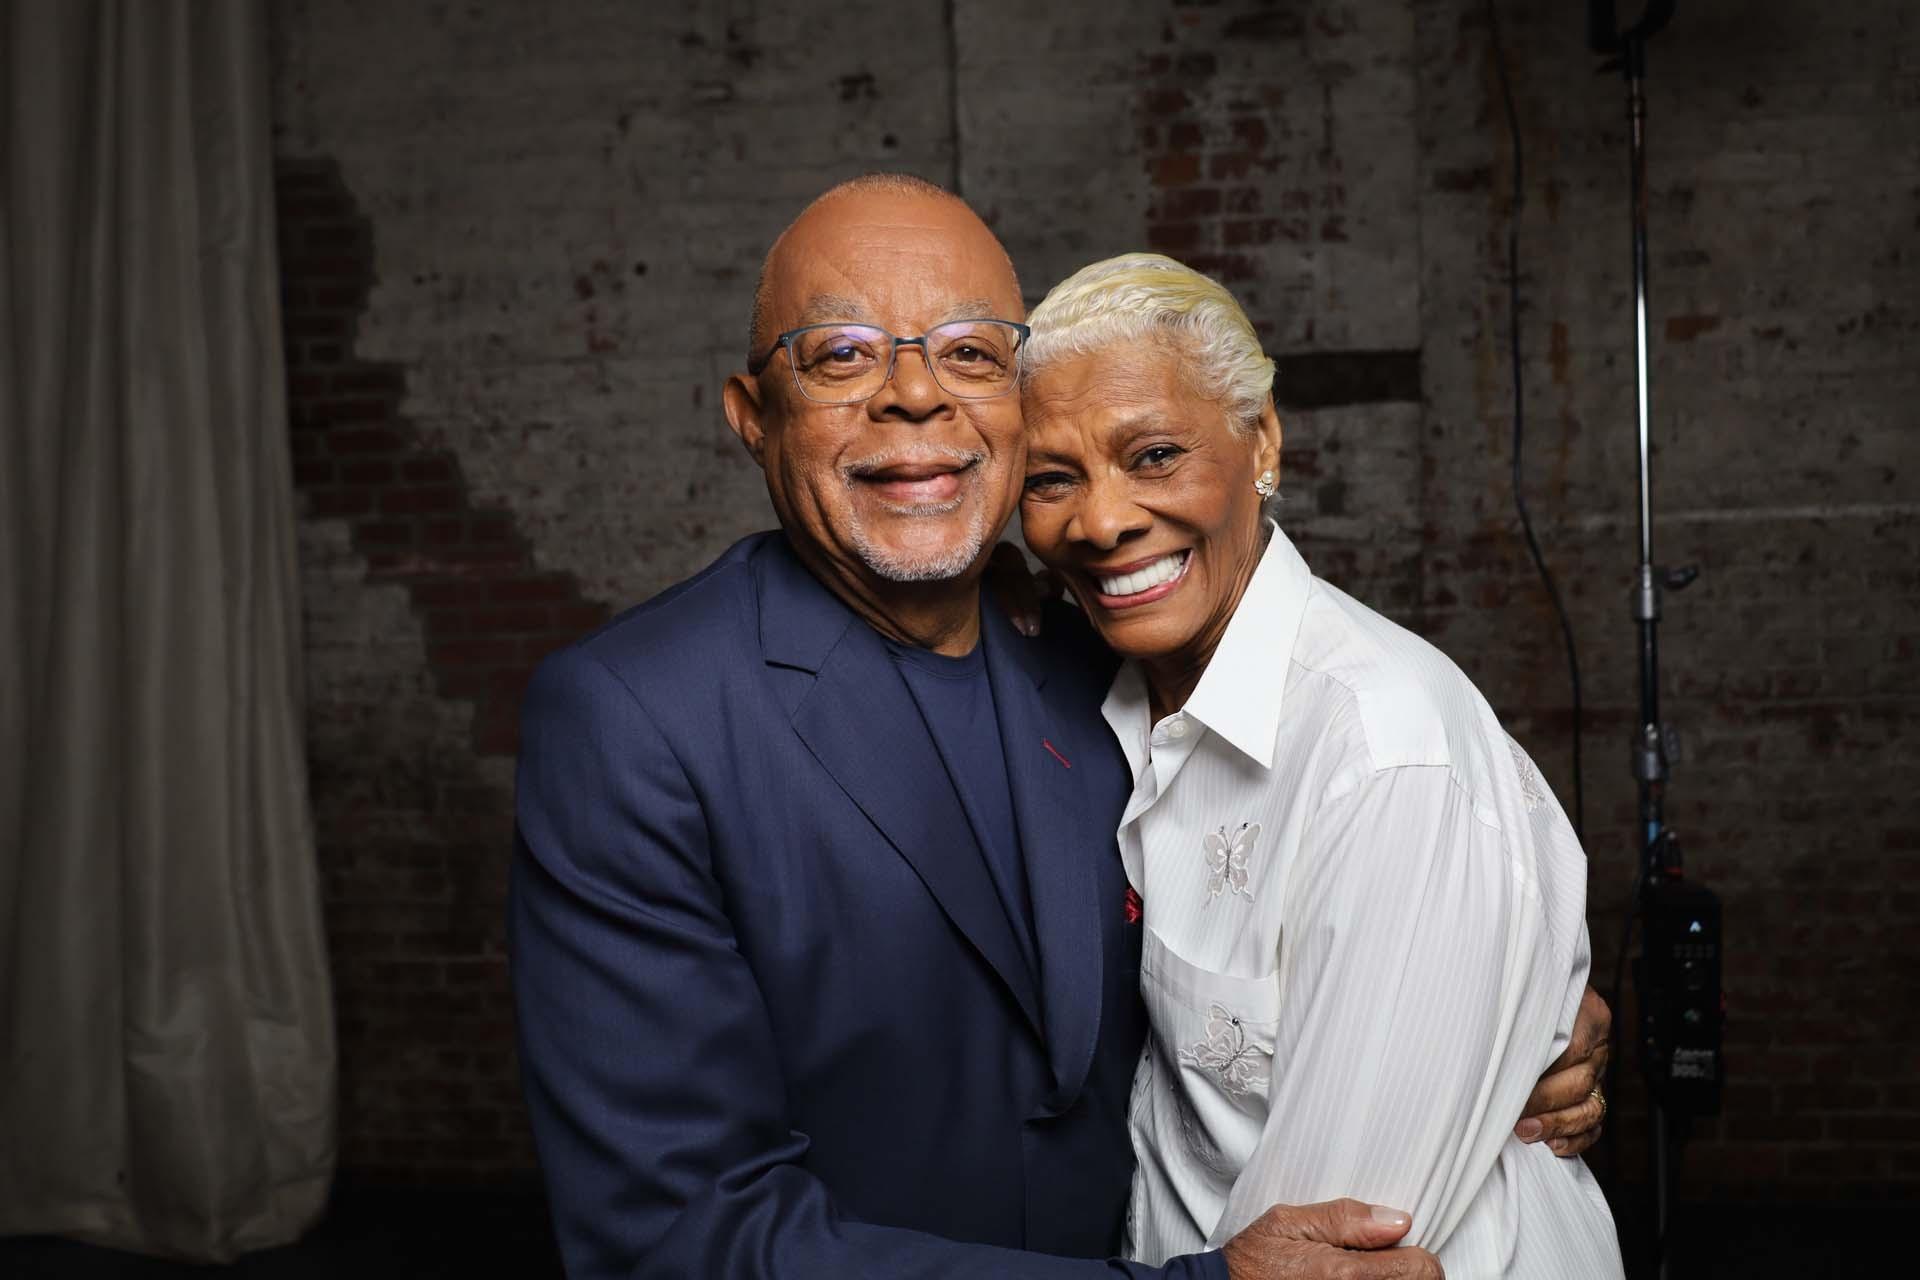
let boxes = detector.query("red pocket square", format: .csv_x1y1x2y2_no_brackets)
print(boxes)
1124,886,1143,925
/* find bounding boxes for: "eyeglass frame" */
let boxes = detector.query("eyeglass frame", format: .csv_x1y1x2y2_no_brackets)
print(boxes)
745,319,1033,405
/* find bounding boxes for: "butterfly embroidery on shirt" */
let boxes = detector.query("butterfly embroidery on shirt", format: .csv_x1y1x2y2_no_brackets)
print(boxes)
1202,822,1260,904
1177,1003,1271,1097
1506,735,1546,813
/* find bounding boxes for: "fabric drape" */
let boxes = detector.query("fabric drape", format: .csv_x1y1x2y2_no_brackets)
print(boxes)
1,0,336,1260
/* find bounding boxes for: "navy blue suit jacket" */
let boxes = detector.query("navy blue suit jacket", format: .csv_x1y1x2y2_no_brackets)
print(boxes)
511,533,1220,1278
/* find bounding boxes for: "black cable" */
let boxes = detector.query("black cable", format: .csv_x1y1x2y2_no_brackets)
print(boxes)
1608,870,1639,1059
1486,0,1586,839
943,0,964,193
1603,858,1645,1205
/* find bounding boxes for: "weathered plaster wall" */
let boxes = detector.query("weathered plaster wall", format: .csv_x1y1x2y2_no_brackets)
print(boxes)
268,0,1918,1193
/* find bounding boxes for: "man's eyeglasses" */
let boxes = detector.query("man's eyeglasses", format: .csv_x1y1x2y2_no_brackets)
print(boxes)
747,320,1031,405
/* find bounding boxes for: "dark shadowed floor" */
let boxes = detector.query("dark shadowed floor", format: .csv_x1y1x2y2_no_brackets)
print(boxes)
0,1193,1875,1278
0,1184,563,1280
1629,1201,1855,1278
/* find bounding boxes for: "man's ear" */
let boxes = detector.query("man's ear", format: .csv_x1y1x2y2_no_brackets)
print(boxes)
722,373,770,467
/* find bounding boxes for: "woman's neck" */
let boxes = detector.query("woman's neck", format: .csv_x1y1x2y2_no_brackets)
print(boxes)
1141,523,1272,724
1143,652,1210,726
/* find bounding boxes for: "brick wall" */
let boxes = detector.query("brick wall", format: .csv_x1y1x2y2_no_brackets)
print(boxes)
276,154,608,1178
268,0,1918,1197
1401,0,1920,1201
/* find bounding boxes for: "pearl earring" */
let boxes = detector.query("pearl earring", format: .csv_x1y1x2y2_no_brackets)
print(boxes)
1254,470,1277,498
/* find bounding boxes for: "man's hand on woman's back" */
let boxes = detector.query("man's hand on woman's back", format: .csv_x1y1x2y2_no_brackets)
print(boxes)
1514,985,1612,1156
1221,1200,1442,1280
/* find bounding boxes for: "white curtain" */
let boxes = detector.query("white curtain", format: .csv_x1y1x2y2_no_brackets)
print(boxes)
0,0,336,1260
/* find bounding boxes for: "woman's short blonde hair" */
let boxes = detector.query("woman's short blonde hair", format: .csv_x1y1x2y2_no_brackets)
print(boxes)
1021,252,1275,432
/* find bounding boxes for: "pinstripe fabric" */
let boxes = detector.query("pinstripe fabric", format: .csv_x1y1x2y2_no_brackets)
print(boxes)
1112,527,1623,1278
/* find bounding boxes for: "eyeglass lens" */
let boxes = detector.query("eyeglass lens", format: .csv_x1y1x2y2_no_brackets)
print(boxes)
787,322,1023,403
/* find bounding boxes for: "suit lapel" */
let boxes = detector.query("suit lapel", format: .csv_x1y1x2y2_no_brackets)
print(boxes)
980,603,1105,1106
755,538,1044,1037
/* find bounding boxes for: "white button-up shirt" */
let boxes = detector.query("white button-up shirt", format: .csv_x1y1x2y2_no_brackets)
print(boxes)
1111,527,1622,1278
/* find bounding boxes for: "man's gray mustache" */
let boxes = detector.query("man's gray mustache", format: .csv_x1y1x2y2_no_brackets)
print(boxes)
840,444,987,481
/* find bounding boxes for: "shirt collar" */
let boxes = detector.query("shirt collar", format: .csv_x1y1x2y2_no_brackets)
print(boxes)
1100,660,1151,778
1179,521,1313,769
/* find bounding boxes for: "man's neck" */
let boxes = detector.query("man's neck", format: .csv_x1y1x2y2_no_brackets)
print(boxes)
862,582,983,656
790,537,984,656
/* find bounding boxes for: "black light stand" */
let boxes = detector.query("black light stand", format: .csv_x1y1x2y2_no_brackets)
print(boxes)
1589,4,1724,1276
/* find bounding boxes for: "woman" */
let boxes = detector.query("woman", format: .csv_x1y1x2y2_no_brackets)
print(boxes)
1017,253,1624,1277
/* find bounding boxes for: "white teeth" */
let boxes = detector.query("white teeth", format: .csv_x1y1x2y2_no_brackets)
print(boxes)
1096,552,1187,597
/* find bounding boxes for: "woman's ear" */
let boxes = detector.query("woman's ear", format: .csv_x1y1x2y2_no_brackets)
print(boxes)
1254,395,1283,484
722,374,769,467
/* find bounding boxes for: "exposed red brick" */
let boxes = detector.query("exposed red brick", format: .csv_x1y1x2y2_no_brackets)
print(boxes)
355,520,415,548
1142,88,1190,115
1228,116,1267,149
379,486,462,516
1665,313,1724,342
402,457,458,485
1151,186,1222,220
469,605,552,635
306,488,376,518
420,518,470,548
328,426,405,455
277,155,608,1183
341,460,395,486
1146,221,1206,253
1152,152,1202,187
293,460,335,488
1181,251,1256,283
1223,217,1281,247
1207,152,1258,181
487,576,576,603
325,397,392,423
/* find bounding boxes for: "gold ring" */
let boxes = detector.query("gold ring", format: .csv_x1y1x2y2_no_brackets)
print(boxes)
1589,1085,1607,1121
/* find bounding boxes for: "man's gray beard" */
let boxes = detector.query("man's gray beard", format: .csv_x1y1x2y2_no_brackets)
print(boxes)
841,446,994,583
846,496,993,582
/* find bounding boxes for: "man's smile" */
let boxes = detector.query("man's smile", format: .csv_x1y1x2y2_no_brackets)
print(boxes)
845,449,984,510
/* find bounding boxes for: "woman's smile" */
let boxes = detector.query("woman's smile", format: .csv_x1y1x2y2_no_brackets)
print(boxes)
1085,549,1192,609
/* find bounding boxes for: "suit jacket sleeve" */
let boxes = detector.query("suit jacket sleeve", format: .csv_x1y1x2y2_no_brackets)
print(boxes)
510,645,1218,1280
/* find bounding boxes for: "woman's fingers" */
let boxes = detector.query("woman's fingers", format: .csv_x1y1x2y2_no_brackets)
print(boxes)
984,541,1045,635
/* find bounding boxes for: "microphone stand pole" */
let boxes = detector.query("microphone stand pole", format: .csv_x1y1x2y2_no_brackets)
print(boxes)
1595,9,1724,1275
1615,15,1693,1278
1622,33,1673,1273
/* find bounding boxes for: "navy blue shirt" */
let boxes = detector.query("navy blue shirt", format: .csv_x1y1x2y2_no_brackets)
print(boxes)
888,638,1038,979
889,632,1227,1280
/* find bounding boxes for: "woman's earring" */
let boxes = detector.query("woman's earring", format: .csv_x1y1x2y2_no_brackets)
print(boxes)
1254,470,1277,498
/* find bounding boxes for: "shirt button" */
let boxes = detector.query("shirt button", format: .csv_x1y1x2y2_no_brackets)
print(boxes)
1167,718,1190,739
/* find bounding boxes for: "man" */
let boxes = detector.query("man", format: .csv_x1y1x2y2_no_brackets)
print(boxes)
510,174,1608,1279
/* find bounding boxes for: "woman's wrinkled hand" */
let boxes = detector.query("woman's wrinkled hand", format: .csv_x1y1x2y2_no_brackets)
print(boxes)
984,541,1061,637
